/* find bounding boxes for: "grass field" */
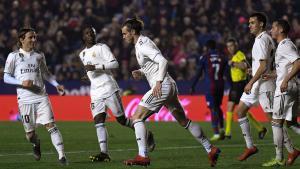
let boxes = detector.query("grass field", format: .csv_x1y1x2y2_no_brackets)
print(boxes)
0,121,299,169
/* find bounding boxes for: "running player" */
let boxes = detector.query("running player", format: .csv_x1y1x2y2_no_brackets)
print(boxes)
121,18,221,167
79,26,155,162
236,12,276,161
190,40,227,141
225,38,267,139
262,19,300,167
3,28,67,165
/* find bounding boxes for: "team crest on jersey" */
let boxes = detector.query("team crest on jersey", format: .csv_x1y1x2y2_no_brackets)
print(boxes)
19,53,24,62
92,52,96,57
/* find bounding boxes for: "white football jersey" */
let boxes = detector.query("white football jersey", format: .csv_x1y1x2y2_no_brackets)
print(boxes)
135,35,175,88
251,31,276,93
274,38,299,96
4,48,48,104
79,43,119,100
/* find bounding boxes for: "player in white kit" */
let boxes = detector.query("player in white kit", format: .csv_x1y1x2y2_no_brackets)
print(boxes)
121,18,221,167
262,19,300,167
3,28,67,165
236,13,276,161
79,26,155,162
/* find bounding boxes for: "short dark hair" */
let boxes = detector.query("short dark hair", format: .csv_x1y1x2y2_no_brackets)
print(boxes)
274,19,290,35
250,12,267,29
122,18,144,34
206,39,216,49
18,27,35,47
226,38,238,44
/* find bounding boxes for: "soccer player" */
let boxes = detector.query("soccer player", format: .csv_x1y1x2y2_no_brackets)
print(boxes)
236,12,276,161
121,18,221,167
225,38,267,139
79,26,155,162
262,19,300,167
190,40,227,141
3,28,67,164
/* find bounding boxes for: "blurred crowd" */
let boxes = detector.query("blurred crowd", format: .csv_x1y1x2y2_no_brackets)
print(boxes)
0,0,299,82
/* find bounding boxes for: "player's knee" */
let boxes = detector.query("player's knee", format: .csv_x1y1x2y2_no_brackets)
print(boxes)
94,113,106,124
178,118,190,128
45,122,56,130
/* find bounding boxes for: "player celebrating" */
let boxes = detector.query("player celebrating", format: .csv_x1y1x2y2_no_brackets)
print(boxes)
3,28,67,164
190,40,227,141
236,12,276,161
79,26,155,162
121,18,221,167
225,38,267,139
262,19,300,167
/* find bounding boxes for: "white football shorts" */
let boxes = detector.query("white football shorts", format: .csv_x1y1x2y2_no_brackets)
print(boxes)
139,82,183,113
18,98,54,132
91,91,124,118
240,91,274,113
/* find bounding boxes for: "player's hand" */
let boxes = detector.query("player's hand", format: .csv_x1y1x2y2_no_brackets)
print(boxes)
244,82,253,94
152,81,162,98
132,70,143,80
56,85,65,96
22,80,34,88
84,65,96,72
280,80,288,93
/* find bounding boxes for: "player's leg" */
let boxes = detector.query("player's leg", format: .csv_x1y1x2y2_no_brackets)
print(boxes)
237,92,258,161
225,100,235,138
205,94,221,140
286,90,300,134
263,94,291,167
38,99,67,164
168,94,221,167
19,103,41,161
246,112,267,139
89,99,110,162
215,91,225,140
123,105,153,166
107,91,156,152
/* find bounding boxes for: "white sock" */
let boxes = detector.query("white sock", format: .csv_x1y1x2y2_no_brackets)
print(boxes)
95,123,108,154
238,117,254,148
283,127,294,153
133,120,147,157
48,127,65,159
272,121,283,161
186,121,212,153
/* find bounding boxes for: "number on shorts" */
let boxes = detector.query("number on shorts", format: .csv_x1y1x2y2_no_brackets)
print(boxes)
22,115,30,123
91,103,95,110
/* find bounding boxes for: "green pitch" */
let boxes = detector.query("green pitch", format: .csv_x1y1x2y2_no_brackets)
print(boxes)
0,122,299,169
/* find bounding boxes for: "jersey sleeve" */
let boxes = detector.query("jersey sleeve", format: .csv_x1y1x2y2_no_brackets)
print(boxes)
282,43,300,63
101,44,116,62
256,38,270,60
139,43,162,63
4,53,16,75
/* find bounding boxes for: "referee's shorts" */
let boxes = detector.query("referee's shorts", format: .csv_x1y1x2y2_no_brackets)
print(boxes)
229,80,247,104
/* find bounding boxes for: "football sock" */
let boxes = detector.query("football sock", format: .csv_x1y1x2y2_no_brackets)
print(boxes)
283,127,294,153
225,111,233,136
238,117,254,148
211,111,219,134
95,123,108,154
271,121,283,161
186,121,212,153
218,108,224,129
247,112,264,131
133,119,148,157
48,126,65,159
